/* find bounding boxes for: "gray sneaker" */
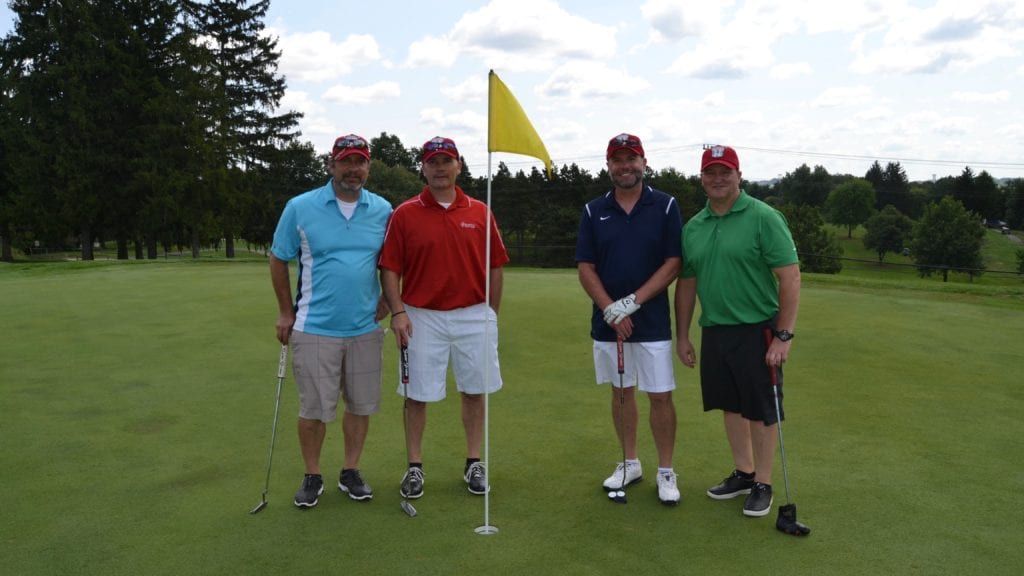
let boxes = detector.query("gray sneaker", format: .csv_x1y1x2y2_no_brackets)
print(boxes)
743,482,773,517
338,468,373,501
294,474,324,508
465,462,488,494
400,467,424,499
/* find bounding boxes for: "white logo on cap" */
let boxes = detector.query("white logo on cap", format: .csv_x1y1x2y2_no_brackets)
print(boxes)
711,145,726,158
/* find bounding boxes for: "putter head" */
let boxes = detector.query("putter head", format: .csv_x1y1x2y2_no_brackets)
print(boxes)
249,499,268,514
608,489,627,504
776,503,810,536
400,500,417,517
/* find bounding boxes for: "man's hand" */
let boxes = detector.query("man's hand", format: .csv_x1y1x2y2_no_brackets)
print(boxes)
603,293,640,325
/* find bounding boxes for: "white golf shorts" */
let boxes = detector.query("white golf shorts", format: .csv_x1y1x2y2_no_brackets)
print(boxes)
593,340,676,393
399,303,502,402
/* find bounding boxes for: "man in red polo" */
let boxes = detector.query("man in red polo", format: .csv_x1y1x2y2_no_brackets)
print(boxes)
379,136,509,500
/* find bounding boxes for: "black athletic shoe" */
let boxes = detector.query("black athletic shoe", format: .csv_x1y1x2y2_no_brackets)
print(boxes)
338,469,373,501
400,467,424,499
464,462,488,495
707,470,755,500
294,474,324,508
743,482,773,517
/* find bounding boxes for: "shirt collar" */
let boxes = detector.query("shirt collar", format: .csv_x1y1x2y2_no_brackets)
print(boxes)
418,185,469,209
700,189,751,219
603,183,653,210
319,179,368,206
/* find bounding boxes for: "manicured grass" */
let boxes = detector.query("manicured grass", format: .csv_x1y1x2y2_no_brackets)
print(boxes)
828,224,1024,284
1,262,1022,575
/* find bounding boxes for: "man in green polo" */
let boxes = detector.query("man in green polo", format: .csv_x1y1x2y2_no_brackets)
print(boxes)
674,145,801,519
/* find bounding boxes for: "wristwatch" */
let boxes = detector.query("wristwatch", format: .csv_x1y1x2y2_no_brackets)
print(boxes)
774,329,795,342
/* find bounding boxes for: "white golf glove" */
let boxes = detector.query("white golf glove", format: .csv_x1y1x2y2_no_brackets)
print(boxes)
603,293,640,325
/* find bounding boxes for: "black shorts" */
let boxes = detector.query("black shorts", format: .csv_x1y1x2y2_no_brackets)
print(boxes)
699,321,784,424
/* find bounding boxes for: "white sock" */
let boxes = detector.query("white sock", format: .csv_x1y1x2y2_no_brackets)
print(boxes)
658,467,674,475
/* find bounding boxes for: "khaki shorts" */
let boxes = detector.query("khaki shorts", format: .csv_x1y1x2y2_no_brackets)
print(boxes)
593,340,676,393
291,328,384,420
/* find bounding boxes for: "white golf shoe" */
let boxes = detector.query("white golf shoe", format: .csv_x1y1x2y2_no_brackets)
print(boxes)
603,460,642,491
657,470,680,505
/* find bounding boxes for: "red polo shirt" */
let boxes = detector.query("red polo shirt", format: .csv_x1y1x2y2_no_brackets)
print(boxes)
379,186,509,310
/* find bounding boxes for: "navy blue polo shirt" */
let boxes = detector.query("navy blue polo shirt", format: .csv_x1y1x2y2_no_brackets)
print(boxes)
575,184,683,342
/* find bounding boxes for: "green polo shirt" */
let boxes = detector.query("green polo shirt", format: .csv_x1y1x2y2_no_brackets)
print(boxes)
681,191,798,327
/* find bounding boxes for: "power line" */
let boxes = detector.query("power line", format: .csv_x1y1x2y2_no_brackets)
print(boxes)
468,143,1024,175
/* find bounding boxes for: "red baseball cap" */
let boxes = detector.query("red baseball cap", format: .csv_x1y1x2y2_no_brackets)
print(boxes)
422,136,460,163
332,134,371,161
701,145,740,171
606,133,645,159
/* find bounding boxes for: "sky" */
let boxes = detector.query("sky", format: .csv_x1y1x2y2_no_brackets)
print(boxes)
3,0,1024,182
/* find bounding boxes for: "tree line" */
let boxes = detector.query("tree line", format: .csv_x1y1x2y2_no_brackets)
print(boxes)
3,1,1022,281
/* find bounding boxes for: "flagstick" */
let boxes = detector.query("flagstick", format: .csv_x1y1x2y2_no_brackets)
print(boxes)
474,150,498,536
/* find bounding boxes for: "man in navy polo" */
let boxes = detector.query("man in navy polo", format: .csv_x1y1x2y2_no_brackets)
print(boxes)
576,133,684,505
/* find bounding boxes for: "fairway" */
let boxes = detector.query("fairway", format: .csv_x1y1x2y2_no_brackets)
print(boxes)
1,262,1022,575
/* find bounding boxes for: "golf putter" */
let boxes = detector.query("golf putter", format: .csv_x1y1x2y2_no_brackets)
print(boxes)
608,337,627,504
250,344,289,514
764,328,810,536
399,344,417,518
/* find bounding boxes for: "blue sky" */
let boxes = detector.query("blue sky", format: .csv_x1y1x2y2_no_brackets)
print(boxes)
3,0,1023,182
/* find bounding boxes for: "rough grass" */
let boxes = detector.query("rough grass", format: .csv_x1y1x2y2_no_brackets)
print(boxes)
1,262,1022,575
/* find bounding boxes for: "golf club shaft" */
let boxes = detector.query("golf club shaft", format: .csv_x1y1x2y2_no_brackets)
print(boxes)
764,329,792,504
617,337,626,493
400,344,415,515
261,344,288,499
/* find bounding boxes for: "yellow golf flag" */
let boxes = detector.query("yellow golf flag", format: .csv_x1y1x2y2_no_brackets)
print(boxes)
488,70,553,178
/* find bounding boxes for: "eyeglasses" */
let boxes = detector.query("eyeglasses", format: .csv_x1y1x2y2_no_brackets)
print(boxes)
423,138,458,152
610,134,641,148
334,136,368,150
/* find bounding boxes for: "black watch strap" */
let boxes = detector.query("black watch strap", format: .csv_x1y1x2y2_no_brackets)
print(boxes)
774,329,795,342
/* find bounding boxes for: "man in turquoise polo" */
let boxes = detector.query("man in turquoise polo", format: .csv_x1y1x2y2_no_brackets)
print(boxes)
674,145,801,519
270,134,393,508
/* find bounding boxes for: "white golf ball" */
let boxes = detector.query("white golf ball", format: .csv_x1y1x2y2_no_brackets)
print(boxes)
607,491,616,499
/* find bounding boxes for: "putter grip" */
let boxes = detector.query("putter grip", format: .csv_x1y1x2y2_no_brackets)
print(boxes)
400,345,409,384
616,338,624,375
277,344,288,379
763,328,778,386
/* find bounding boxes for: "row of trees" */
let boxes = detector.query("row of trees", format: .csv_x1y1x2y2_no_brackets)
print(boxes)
2,2,1019,282
1,0,301,261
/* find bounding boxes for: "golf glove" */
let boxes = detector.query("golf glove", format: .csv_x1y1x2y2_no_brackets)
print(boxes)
603,293,640,325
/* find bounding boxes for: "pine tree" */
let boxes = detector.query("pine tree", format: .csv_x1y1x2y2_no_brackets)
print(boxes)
182,0,301,258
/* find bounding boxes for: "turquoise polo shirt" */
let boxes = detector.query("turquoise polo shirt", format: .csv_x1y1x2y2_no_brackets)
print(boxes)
681,191,798,327
271,181,392,337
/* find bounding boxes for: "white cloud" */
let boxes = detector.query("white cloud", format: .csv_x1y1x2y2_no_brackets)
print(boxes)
811,85,873,107
537,61,651,101
855,106,896,121
639,0,731,41
770,62,813,79
849,0,1024,74
441,75,488,103
950,89,1011,103
322,81,401,105
269,28,384,83
405,0,616,72
405,36,460,68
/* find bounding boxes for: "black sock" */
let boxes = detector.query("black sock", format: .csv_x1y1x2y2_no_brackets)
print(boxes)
737,469,754,479
465,458,480,473
409,462,422,470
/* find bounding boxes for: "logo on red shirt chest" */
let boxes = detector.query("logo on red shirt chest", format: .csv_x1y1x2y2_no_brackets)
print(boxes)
459,222,478,230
